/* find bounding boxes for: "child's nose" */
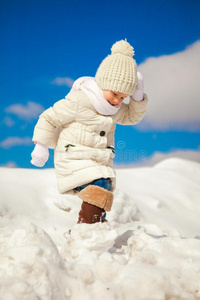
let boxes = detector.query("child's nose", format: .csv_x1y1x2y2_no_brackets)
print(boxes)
116,97,123,104
114,97,120,103
113,99,119,105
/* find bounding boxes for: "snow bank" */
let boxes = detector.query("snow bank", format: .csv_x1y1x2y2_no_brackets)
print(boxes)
0,158,200,299
115,157,200,237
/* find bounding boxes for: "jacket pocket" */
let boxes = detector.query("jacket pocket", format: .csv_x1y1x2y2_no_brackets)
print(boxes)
64,145,115,165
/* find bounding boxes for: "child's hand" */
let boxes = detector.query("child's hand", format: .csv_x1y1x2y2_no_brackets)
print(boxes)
131,72,144,101
31,143,49,167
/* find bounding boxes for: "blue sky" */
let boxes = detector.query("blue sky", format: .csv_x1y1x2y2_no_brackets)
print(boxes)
0,0,200,168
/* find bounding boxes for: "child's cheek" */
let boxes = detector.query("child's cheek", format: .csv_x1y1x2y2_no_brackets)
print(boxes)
108,94,114,101
106,94,112,102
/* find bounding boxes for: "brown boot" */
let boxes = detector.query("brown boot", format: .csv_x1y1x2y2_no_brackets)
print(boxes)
77,201,105,224
77,185,113,211
77,185,114,224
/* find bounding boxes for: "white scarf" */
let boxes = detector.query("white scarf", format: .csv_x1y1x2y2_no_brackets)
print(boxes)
71,77,121,115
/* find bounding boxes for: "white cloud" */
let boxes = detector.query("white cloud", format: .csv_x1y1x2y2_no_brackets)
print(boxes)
5,102,44,121
51,77,74,88
0,161,17,168
114,148,200,168
3,116,15,127
137,41,200,132
144,149,200,166
0,137,32,149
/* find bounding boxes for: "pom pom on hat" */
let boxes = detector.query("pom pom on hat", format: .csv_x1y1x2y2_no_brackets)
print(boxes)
111,39,135,57
95,39,137,95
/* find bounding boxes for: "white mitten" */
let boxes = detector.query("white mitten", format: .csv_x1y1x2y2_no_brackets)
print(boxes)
132,72,144,101
31,143,49,167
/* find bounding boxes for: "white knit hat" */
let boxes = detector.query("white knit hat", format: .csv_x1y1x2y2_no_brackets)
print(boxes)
95,39,137,95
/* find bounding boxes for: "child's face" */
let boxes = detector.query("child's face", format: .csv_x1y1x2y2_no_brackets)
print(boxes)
103,90,128,106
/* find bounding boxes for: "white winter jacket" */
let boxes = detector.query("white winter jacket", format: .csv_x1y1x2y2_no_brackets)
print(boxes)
32,90,148,194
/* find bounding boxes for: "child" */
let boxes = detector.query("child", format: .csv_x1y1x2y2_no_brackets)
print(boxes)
31,39,148,224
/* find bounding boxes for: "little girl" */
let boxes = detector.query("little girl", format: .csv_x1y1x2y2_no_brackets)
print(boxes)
31,39,148,224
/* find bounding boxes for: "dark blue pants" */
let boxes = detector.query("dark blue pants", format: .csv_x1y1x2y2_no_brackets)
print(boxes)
75,177,112,192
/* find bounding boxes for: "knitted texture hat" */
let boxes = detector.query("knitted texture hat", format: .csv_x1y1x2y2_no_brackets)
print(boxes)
95,39,137,95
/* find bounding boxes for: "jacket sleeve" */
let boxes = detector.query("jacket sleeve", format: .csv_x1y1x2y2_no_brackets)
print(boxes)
115,93,148,125
32,94,78,147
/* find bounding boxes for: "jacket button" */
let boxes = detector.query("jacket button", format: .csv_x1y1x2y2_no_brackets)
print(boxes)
100,131,106,136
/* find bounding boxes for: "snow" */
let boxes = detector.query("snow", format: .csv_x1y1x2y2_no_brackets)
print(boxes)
0,158,200,300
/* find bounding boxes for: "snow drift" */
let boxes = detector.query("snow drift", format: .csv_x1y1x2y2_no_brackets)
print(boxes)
0,158,200,300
